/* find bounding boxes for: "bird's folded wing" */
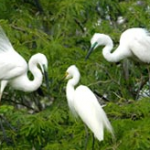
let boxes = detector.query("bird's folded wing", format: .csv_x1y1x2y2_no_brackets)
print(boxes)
0,26,15,53
0,51,27,80
74,85,108,128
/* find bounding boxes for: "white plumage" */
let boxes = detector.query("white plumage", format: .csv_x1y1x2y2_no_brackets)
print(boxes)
86,28,150,63
65,65,114,141
0,27,49,100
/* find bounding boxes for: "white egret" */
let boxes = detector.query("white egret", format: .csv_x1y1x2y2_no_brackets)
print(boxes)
85,28,150,63
0,27,49,101
65,65,114,142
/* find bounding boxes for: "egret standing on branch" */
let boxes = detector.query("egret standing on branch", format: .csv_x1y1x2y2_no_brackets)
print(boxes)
0,26,49,101
65,65,114,143
85,28,150,63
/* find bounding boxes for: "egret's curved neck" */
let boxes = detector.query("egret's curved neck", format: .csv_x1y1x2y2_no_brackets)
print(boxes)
27,60,43,91
66,72,80,102
101,35,118,62
11,57,43,92
101,35,126,62
67,72,80,87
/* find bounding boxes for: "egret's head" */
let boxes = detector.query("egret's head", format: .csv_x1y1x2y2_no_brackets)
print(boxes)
85,33,107,60
31,53,49,89
65,65,80,80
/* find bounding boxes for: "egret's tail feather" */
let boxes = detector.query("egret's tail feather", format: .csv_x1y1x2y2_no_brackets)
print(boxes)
102,111,115,140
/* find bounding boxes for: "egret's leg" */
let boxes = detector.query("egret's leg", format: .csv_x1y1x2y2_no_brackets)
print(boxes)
84,125,89,150
0,116,7,142
147,67,150,96
0,80,8,101
122,59,129,81
92,133,95,150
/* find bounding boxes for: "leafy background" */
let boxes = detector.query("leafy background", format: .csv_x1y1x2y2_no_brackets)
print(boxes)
0,0,150,149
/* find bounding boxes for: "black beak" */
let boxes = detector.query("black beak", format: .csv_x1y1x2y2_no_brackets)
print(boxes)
85,42,98,60
85,46,94,60
43,65,50,90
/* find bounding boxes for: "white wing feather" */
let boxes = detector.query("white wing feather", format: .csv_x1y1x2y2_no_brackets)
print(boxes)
0,26,15,53
0,27,27,80
120,28,150,63
73,85,114,141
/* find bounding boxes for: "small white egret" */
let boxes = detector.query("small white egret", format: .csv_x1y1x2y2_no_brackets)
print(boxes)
0,27,49,101
85,28,150,63
65,65,114,142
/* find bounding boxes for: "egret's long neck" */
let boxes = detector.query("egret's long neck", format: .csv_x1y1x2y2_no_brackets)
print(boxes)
101,35,119,62
27,62,43,91
67,72,80,87
101,35,122,62
11,58,43,92
66,72,80,108
66,72,80,94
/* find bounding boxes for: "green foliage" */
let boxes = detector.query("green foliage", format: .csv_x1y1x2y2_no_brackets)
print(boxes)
0,0,150,149
2,98,150,149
